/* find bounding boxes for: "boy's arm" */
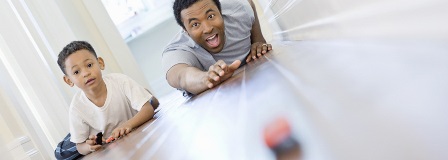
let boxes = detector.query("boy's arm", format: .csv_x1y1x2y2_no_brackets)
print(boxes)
110,101,155,138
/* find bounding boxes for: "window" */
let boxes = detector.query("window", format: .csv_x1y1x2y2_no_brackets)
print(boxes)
101,0,172,42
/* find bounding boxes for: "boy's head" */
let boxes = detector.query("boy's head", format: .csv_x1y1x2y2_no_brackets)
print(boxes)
173,0,225,53
58,41,105,89
58,41,97,75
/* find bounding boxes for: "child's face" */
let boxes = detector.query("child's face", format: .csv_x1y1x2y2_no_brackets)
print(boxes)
63,49,105,91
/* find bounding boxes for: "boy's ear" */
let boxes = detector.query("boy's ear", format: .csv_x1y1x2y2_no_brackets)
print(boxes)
98,57,105,70
63,75,74,87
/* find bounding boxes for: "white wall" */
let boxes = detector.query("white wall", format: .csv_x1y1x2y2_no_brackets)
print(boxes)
126,17,180,97
259,0,448,41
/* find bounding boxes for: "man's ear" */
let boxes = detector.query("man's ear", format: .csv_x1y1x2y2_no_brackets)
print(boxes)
182,25,189,36
98,57,105,70
63,75,74,87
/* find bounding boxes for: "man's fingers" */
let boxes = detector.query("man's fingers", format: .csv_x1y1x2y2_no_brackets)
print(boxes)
256,45,262,58
216,60,227,71
247,45,258,62
209,63,225,76
208,71,220,81
216,60,227,70
263,44,272,54
258,44,264,56
246,55,252,63
213,65,225,76
229,60,241,71
261,44,268,54
207,81,214,88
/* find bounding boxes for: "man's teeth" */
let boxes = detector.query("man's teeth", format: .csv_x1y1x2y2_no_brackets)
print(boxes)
207,34,216,40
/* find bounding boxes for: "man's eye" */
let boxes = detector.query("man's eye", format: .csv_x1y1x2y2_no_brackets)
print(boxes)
192,23,199,27
87,63,92,67
208,14,215,19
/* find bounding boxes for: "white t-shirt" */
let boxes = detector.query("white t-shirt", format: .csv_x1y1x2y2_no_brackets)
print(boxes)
69,73,152,143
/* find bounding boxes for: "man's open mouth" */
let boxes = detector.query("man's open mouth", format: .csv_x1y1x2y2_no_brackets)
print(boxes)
205,34,220,48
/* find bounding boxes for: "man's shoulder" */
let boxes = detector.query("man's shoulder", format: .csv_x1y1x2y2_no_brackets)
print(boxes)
163,31,197,53
221,0,251,15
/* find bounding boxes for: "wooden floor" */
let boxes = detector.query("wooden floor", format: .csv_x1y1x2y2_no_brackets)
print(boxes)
83,40,448,160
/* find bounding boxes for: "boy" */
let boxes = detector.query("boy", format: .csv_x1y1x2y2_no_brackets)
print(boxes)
57,41,155,155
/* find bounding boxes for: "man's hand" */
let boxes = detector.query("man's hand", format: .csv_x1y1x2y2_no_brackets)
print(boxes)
204,60,241,88
246,42,272,63
167,60,241,94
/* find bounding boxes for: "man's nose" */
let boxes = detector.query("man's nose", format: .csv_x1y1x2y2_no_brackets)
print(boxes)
202,22,213,34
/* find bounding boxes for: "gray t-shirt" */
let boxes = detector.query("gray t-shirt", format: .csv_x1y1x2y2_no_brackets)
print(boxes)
162,0,255,75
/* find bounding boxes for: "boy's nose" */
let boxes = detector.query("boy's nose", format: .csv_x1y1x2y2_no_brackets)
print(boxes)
83,71,91,77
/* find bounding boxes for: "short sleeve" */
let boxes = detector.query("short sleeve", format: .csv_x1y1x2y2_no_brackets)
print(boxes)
162,49,202,77
69,108,90,143
120,74,152,111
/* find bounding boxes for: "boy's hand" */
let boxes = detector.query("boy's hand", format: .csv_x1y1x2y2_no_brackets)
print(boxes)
78,135,101,155
110,124,133,139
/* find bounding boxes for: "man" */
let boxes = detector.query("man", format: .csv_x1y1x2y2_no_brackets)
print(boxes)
163,0,272,95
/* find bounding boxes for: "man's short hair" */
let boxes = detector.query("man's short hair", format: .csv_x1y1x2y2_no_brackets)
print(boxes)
57,41,97,75
173,0,222,29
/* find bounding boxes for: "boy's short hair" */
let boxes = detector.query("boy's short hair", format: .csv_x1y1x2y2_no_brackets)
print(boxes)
57,41,97,75
173,0,222,29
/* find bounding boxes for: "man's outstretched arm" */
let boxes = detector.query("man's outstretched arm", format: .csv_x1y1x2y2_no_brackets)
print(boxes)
167,60,241,95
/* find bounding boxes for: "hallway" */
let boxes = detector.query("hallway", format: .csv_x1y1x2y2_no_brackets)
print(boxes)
1,0,448,159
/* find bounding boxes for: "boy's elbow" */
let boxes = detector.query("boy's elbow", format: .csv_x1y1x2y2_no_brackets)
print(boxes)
150,96,159,109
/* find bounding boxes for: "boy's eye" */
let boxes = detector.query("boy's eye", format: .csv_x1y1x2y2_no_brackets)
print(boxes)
192,22,199,27
208,14,215,19
74,71,79,75
87,63,92,67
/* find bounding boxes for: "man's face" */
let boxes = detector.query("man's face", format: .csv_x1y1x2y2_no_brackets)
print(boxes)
63,49,105,91
181,0,225,53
